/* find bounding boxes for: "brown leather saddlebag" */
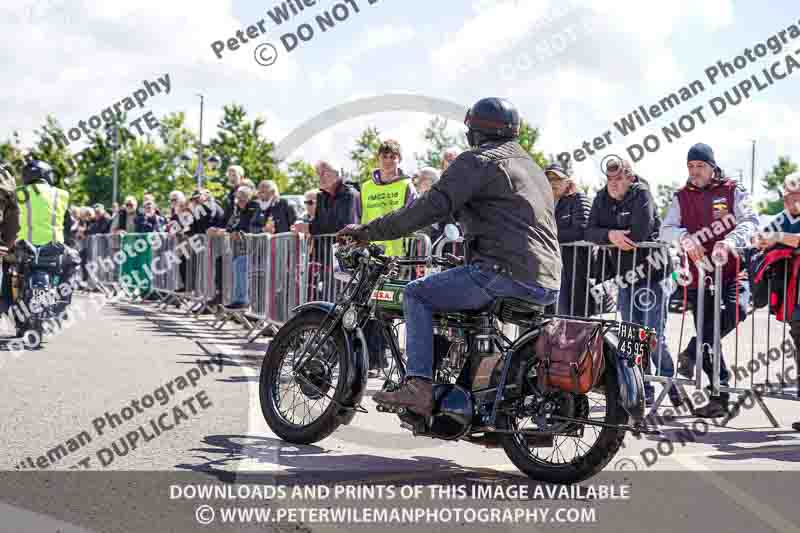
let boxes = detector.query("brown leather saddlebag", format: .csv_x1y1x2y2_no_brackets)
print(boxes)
534,318,605,394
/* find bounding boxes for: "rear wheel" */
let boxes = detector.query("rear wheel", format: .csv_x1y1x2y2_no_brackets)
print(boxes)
259,311,350,444
498,357,627,484
18,319,44,348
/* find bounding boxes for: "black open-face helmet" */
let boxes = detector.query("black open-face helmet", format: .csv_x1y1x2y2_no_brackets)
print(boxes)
22,160,54,186
464,97,520,148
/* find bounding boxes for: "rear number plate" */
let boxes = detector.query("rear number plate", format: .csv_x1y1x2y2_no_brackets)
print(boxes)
617,323,651,365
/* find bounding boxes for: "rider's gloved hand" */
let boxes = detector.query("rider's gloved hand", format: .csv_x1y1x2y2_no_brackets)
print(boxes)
336,224,370,244
444,253,463,266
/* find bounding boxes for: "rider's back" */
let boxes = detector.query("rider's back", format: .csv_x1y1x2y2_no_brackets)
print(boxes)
442,140,562,291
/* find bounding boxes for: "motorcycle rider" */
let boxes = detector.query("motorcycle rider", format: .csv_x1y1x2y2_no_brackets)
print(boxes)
0,162,21,313
337,97,562,417
16,160,79,305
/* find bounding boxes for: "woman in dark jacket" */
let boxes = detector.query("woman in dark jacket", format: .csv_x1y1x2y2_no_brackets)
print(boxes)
251,180,296,234
545,165,593,317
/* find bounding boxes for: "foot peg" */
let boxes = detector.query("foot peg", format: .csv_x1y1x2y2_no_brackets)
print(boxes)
376,402,404,414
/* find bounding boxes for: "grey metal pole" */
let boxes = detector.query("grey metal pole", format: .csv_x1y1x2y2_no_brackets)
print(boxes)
750,140,756,195
197,94,205,190
712,262,722,397
696,267,705,391
112,124,119,205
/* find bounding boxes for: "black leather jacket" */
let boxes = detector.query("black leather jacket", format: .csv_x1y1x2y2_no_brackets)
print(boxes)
365,140,561,290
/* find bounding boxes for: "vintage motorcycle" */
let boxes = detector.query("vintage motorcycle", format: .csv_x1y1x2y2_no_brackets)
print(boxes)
259,229,657,484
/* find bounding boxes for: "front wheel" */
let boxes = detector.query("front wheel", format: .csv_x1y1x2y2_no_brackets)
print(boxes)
498,360,628,484
259,311,350,444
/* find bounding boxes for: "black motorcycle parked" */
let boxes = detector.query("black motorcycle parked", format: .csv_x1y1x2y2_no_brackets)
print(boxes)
259,234,657,484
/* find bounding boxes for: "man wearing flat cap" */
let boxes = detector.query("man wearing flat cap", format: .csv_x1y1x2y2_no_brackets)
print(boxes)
660,142,758,417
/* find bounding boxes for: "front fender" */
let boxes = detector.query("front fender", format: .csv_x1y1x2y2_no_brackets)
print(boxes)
289,302,368,426
604,331,645,424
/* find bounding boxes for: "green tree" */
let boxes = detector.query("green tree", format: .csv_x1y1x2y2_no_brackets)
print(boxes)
208,104,282,190
761,156,798,215
415,117,467,170
155,112,203,198
0,133,25,179
517,120,547,169
284,160,318,194
350,126,381,183
68,127,113,206
656,182,680,219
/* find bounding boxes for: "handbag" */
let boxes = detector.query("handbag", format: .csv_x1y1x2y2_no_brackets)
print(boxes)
534,318,605,394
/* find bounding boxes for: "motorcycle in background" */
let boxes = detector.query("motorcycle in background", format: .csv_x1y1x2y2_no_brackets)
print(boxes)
7,240,76,347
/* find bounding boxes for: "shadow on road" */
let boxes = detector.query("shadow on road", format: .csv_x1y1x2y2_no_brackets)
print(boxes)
175,434,523,487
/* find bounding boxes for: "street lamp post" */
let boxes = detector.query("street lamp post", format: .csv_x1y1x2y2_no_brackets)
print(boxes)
197,94,204,190
750,140,757,195
107,124,119,205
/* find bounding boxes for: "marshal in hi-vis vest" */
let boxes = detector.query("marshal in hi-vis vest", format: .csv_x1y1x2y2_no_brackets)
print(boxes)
361,177,409,257
17,183,69,245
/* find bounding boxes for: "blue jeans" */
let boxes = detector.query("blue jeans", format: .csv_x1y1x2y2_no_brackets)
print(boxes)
403,264,558,380
232,255,249,305
617,278,674,395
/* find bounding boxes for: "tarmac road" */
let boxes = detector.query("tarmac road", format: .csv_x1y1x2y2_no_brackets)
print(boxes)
0,294,799,532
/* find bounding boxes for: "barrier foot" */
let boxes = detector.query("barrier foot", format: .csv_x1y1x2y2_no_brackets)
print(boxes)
753,391,780,428
248,322,278,343
645,386,669,419
675,383,695,413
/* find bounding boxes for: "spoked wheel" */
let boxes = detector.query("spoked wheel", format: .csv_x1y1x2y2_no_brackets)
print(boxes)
259,311,349,444
498,365,628,484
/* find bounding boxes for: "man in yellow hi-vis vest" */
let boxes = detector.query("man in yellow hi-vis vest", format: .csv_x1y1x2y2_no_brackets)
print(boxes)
360,139,417,375
17,161,70,245
360,139,417,257
16,160,78,295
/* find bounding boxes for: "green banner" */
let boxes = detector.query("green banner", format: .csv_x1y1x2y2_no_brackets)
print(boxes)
119,234,152,296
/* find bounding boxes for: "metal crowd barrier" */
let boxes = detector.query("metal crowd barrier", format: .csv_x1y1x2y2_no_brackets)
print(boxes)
85,234,120,290
556,240,800,424
557,240,712,415
701,253,800,425
147,232,189,310
78,228,800,428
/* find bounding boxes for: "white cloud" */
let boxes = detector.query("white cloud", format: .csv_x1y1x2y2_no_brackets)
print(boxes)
309,24,415,92
430,0,553,82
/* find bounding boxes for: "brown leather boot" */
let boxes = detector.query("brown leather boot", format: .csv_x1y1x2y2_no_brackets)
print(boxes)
373,377,433,417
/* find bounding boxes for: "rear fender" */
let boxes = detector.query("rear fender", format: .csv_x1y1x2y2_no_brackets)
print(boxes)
603,331,645,423
289,302,368,425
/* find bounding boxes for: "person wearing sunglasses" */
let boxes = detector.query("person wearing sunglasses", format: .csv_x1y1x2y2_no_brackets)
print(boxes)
111,196,138,235
299,189,317,223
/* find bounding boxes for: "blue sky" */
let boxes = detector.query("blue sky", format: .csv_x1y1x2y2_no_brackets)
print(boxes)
3,0,799,201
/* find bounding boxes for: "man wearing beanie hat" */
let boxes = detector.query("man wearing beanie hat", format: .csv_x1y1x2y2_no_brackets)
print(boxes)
660,142,759,418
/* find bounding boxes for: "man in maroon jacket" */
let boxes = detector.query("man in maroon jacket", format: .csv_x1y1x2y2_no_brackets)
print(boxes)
660,143,758,417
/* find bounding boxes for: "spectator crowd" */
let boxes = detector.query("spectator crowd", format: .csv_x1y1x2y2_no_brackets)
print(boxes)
71,136,800,425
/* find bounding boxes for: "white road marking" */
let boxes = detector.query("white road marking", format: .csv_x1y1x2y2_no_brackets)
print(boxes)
674,454,800,533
